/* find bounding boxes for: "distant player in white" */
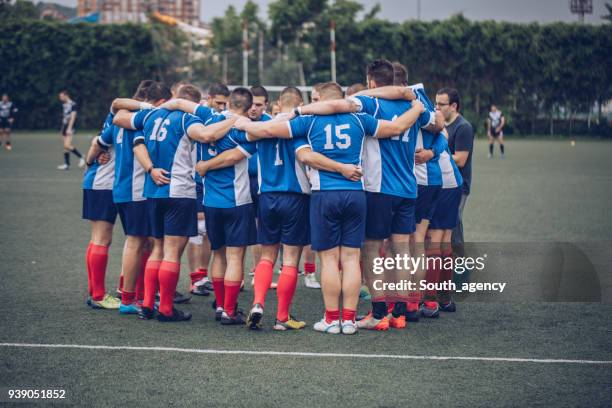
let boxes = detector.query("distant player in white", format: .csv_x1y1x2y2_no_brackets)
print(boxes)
487,104,505,158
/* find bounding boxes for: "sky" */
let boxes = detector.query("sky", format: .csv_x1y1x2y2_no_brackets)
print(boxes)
39,0,610,24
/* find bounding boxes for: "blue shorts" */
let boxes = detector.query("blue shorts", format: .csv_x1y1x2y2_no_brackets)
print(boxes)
146,197,197,239
365,192,415,239
249,176,259,215
204,204,257,250
82,189,117,224
196,183,204,213
117,201,149,237
310,190,366,251
429,187,462,230
415,185,442,224
258,193,310,246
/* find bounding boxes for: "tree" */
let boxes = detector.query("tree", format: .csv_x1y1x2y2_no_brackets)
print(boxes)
0,0,38,20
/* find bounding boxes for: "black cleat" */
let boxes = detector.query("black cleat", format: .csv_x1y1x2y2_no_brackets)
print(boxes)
139,306,156,320
155,291,192,304
405,310,420,322
220,310,246,325
157,307,192,322
439,301,456,313
246,303,264,330
191,285,210,296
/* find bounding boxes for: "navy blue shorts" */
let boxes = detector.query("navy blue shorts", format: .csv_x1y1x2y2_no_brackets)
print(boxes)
117,201,149,237
204,204,257,250
249,176,259,215
365,192,416,239
310,190,366,251
258,193,310,246
146,197,197,239
0,118,12,129
430,187,462,230
415,185,442,224
196,183,204,213
82,189,117,224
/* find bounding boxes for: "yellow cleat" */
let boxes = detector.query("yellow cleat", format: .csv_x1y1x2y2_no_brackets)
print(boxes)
273,315,306,331
90,293,121,310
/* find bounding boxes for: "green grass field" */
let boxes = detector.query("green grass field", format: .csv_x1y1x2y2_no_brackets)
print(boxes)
0,132,611,407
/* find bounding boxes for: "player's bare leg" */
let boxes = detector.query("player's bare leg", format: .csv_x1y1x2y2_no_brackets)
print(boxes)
339,246,360,334
358,238,390,330
313,247,342,334
272,244,306,330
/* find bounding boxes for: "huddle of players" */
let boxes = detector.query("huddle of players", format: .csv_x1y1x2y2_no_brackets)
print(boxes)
81,58,464,334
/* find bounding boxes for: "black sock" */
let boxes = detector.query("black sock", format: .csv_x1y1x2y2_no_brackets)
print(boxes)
71,148,82,158
372,301,387,319
64,152,70,166
489,144,493,155
500,144,505,154
392,302,407,318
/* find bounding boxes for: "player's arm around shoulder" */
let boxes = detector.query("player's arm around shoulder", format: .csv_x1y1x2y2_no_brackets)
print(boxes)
195,147,247,177
299,98,359,116
375,99,425,138
353,86,416,101
295,145,362,181
187,115,238,144
234,116,291,140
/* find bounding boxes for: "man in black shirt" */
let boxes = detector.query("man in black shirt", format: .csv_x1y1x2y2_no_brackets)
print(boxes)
435,88,474,249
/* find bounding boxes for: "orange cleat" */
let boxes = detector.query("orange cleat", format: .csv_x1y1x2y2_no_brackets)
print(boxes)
356,312,389,331
389,314,407,329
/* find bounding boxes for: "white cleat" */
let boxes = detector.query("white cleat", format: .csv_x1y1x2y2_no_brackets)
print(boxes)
313,317,341,334
341,320,358,335
304,273,321,289
57,164,69,170
78,158,86,168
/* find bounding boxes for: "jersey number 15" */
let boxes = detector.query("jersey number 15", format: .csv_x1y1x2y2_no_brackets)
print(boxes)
323,124,351,150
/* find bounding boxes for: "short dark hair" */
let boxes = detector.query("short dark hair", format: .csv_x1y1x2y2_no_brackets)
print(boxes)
279,86,303,107
133,80,155,101
177,84,202,103
147,82,172,102
319,82,344,99
230,87,253,113
366,59,395,87
392,62,408,86
436,87,461,110
250,85,269,102
208,83,230,97
346,83,366,96
59,90,70,97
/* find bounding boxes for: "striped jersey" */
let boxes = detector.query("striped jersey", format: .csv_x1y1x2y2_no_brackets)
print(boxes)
83,112,115,190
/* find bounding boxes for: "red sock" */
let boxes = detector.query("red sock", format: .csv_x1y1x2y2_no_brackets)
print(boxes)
200,267,208,277
223,280,242,316
143,260,162,309
304,262,316,275
135,250,150,301
387,302,395,315
85,242,93,296
276,265,298,322
190,270,206,285
325,309,340,323
118,274,124,293
341,308,356,322
121,291,136,306
439,246,454,302
90,244,110,301
253,259,274,306
212,277,225,307
425,248,442,300
158,261,181,317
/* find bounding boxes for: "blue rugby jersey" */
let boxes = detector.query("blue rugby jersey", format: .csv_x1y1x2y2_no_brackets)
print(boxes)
82,112,115,190
200,129,257,208
248,112,272,178
289,113,380,191
132,108,203,199
350,94,435,198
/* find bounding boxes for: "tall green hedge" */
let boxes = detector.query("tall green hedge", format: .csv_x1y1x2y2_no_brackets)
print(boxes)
0,20,165,129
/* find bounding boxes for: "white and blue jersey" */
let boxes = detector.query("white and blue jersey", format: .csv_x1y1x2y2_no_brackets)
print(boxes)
200,129,257,208
83,112,115,190
439,143,463,189
414,129,448,187
255,112,310,194
132,108,203,199
350,94,435,199
98,122,146,203
192,105,224,188
289,113,380,191
248,112,272,179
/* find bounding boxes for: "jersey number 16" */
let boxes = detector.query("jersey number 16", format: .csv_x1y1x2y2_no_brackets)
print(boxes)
150,118,170,142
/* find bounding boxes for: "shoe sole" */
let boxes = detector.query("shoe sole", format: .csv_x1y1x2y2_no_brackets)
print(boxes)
247,310,263,330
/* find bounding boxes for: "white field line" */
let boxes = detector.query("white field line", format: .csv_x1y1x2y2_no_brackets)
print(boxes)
0,343,611,365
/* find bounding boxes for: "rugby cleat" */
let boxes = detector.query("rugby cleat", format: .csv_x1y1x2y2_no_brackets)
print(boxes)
273,315,306,331
421,301,440,318
220,310,246,325
341,320,358,335
194,276,214,292
139,306,155,320
439,300,456,312
190,284,210,296
215,306,224,321
157,307,192,322
156,291,191,304
389,314,407,329
89,293,120,309
119,302,142,315
246,303,264,330
86,296,92,307
78,158,86,168
313,317,341,334
304,273,321,289
57,164,69,170
356,313,389,330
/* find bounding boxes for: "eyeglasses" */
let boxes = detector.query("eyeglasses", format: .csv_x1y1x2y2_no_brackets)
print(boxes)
435,102,450,107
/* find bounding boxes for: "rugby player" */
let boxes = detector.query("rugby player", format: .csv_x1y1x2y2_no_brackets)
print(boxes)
0,94,17,150
487,104,505,158
57,91,85,170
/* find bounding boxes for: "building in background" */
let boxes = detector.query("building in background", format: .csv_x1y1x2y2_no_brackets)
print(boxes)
77,0,201,26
